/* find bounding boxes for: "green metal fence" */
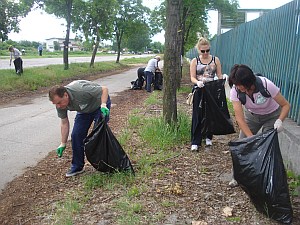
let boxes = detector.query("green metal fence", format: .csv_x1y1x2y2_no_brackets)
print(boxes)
210,0,300,125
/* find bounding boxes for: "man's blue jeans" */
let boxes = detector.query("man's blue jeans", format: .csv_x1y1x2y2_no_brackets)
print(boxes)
144,71,153,92
70,96,111,171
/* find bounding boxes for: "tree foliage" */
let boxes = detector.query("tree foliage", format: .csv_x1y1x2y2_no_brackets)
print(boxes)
0,0,33,42
150,0,238,55
123,21,152,53
72,0,117,67
113,0,150,62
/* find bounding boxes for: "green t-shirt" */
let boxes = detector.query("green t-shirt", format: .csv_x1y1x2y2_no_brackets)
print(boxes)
56,80,103,119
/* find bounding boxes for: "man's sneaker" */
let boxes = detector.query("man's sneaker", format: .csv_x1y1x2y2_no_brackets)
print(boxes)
66,168,84,177
205,138,212,146
229,178,238,187
191,145,198,151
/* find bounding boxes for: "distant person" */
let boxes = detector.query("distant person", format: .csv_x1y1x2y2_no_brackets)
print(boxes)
130,67,145,90
137,67,146,88
21,49,25,55
38,44,43,56
8,46,23,75
144,55,161,93
48,80,111,177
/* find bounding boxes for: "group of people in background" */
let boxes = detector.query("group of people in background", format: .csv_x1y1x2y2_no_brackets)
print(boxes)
190,37,290,187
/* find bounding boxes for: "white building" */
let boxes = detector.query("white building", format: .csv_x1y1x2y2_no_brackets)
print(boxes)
45,38,81,52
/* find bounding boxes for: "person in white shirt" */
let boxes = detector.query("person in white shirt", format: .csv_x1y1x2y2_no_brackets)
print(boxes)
144,55,161,92
9,46,23,75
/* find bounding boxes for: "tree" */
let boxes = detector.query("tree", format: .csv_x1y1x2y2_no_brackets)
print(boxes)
36,0,75,69
151,0,238,55
123,21,152,53
163,0,182,125
150,41,164,53
72,0,117,67
151,0,238,89
0,0,30,42
113,0,150,63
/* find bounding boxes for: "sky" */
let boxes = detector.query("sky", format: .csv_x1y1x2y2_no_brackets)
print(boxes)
7,0,293,43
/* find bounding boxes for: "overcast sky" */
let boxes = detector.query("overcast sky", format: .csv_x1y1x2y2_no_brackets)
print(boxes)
7,0,293,43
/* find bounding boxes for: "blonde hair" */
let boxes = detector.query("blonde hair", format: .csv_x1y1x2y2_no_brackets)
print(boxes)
196,37,210,51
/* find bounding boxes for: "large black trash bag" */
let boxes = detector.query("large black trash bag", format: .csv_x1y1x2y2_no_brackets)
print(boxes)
193,79,235,136
229,129,293,224
84,118,134,174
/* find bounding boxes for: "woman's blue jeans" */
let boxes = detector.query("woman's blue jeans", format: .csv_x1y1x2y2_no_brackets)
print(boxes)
70,96,111,171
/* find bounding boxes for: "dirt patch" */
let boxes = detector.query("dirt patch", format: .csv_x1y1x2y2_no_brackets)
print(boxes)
0,72,299,225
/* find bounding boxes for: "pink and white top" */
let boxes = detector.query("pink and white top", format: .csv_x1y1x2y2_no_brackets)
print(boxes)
230,77,280,115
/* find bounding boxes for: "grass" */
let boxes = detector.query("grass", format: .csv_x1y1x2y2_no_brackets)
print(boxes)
0,56,153,92
287,170,300,197
48,92,192,224
53,194,83,225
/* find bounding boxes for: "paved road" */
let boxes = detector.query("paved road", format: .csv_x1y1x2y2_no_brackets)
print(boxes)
0,55,161,193
0,56,163,192
0,54,151,69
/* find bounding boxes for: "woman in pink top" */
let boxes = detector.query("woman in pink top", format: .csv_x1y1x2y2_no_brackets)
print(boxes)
228,64,290,187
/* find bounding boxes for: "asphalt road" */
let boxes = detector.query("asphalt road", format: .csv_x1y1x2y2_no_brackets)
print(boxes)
0,55,161,192
0,54,151,69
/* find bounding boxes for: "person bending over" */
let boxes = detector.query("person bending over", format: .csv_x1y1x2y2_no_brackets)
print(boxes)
49,80,111,177
228,64,290,187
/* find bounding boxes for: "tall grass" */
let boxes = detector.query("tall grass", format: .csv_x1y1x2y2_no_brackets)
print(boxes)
140,112,191,150
0,57,151,92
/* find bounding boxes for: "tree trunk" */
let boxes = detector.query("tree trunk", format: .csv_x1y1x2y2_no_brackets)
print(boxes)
90,35,100,68
116,30,123,63
63,0,73,70
163,0,182,125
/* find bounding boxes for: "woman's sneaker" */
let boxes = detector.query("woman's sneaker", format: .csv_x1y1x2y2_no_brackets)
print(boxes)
205,138,212,146
191,145,198,151
229,178,238,187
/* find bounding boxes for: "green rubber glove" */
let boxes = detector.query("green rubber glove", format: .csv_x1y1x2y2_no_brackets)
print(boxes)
56,143,66,158
101,104,110,117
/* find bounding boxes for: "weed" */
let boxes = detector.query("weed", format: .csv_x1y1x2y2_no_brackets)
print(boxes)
226,217,241,222
287,170,300,196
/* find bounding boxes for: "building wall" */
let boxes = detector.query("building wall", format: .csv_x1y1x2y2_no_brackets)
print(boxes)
45,38,80,52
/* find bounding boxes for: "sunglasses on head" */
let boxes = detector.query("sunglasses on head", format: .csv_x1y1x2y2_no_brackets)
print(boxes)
200,49,210,53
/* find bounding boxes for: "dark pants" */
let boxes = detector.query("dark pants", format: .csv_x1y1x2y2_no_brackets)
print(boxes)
144,71,154,92
191,88,213,145
13,58,23,74
70,96,111,171
39,50,42,56
137,67,145,88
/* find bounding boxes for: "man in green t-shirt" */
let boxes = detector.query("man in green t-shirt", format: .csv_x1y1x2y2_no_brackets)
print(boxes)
49,80,111,177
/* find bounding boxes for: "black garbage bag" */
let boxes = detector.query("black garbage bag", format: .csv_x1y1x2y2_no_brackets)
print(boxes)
229,129,293,224
154,71,163,90
84,118,134,174
192,79,235,138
